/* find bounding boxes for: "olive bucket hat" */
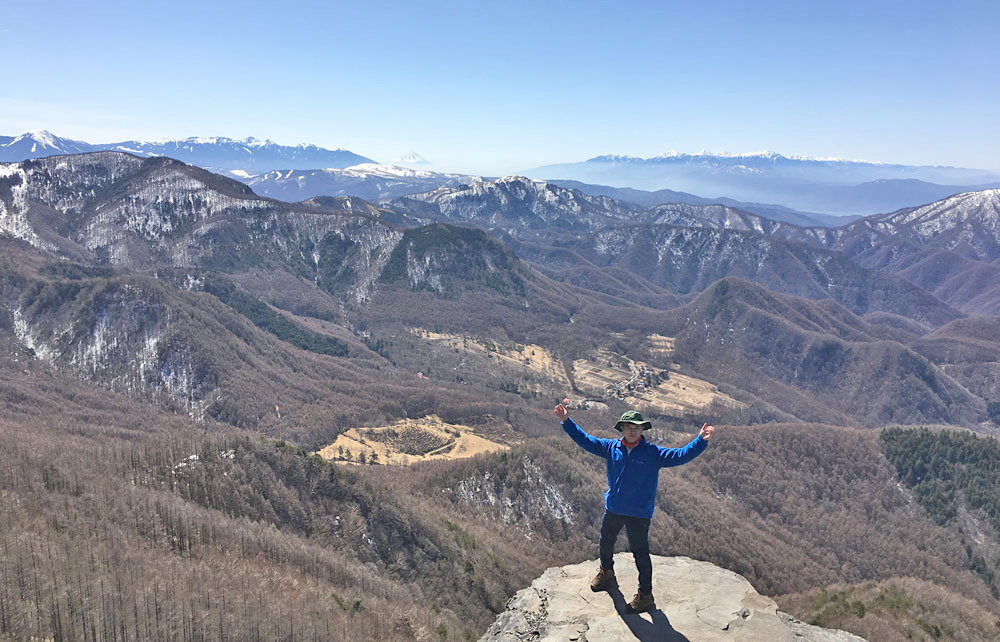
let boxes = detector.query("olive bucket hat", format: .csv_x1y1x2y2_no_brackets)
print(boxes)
614,410,651,432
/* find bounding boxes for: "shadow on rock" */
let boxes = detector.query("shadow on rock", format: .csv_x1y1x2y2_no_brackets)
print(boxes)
607,584,691,642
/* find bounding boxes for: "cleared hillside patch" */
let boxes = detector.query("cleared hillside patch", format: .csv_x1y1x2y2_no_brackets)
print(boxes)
647,333,676,357
572,349,743,415
316,415,511,465
410,328,571,386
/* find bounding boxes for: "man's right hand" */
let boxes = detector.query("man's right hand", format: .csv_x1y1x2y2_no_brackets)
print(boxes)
553,398,570,422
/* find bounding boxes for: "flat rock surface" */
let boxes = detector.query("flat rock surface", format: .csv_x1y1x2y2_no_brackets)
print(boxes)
479,554,867,642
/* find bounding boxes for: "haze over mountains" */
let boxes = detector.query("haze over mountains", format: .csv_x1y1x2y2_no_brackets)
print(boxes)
527,152,1000,215
4,142,1000,641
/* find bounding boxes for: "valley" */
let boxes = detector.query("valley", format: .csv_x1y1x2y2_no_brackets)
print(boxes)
1,149,1000,642
7,4,1000,639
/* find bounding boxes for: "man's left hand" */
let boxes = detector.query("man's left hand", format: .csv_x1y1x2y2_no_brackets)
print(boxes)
700,423,715,441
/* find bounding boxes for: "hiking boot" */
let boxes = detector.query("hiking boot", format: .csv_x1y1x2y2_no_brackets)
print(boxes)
627,590,654,614
590,567,615,592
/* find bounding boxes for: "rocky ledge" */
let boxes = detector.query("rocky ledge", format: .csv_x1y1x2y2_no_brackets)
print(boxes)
479,554,866,642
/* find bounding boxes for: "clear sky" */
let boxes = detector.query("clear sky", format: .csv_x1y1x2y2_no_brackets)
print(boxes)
2,0,998,174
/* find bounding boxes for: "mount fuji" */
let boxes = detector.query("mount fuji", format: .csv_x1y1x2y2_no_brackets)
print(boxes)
392,151,431,165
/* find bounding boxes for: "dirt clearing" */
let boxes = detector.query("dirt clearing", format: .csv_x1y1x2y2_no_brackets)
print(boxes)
316,415,511,466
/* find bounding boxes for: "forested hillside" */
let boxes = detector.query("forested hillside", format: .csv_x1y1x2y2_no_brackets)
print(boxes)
4,385,1000,641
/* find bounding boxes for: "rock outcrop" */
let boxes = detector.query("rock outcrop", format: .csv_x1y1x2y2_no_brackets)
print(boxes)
479,554,866,642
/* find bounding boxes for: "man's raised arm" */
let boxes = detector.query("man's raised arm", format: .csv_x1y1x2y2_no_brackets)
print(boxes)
657,423,714,468
554,399,609,458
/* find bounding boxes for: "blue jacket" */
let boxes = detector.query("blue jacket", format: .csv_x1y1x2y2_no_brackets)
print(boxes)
562,417,708,519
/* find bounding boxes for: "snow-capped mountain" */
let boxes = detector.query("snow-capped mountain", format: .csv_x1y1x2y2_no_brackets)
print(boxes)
381,173,1000,318
573,150,997,184
237,164,481,203
102,136,374,172
551,222,959,327
391,151,431,165
845,189,1000,262
0,130,96,159
526,152,1000,216
388,175,640,233
0,151,400,302
0,131,374,172
388,174,830,241
820,189,1000,315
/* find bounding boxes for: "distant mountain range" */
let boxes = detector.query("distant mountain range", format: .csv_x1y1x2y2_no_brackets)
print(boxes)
233,163,481,203
236,166,851,227
0,130,374,171
526,152,1000,216
544,179,856,227
8,131,1000,218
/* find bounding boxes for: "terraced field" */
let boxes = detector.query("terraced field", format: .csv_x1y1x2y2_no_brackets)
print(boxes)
647,333,675,357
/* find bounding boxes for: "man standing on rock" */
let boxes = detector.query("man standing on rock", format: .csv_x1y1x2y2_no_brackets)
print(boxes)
553,399,714,614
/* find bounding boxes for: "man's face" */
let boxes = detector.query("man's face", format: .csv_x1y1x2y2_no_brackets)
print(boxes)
622,424,643,443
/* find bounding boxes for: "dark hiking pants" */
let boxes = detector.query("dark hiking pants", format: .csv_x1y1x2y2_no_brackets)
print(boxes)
599,510,652,593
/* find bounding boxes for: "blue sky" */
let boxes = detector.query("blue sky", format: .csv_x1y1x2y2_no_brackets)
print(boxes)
2,0,998,174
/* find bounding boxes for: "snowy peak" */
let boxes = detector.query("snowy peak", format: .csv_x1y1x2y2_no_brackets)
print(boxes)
342,163,437,179
868,189,1000,254
0,131,94,158
0,151,399,286
586,150,881,166
657,149,785,161
586,154,645,163
388,174,639,232
19,130,60,149
236,162,481,203
589,150,880,165
391,151,431,165
814,187,1000,278
420,174,595,203
494,175,540,187
102,136,374,171
883,188,1000,225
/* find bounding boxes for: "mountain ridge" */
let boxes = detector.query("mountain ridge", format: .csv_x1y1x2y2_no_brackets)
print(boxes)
2,152,995,430
0,130,375,171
